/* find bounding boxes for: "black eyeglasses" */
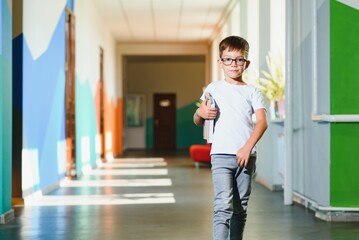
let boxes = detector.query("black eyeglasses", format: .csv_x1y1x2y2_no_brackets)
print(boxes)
221,57,247,66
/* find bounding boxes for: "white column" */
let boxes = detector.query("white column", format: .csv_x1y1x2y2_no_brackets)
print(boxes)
284,0,293,205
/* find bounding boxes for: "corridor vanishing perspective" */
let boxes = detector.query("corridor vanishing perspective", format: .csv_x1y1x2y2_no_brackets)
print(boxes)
1,151,359,240
2,0,359,228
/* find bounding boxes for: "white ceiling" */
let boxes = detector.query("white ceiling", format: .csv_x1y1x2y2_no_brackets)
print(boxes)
93,0,234,43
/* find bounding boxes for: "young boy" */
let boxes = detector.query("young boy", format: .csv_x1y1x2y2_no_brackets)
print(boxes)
193,36,268,240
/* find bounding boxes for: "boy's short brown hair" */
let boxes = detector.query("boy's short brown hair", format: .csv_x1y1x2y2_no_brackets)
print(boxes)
219,36,249,58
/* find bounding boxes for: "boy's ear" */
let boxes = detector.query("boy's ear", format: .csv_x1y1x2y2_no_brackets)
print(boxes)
245,60,250,69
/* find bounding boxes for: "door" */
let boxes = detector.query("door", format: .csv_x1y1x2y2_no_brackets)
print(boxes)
154,93,176,149
65,8,76,178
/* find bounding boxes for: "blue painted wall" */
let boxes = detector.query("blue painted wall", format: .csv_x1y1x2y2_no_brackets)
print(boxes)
12,2,69,196
22,12,67,191
12,1,105,197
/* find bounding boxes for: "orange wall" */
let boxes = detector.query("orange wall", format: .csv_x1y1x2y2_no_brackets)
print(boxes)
95,82,123,157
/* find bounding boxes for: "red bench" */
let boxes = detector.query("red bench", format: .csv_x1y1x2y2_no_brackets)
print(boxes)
189,144,211,168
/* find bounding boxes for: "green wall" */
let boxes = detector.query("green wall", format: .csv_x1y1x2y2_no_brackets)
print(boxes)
330,0,359,207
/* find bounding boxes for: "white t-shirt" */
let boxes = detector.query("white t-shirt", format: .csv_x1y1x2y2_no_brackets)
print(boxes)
200,80,265,155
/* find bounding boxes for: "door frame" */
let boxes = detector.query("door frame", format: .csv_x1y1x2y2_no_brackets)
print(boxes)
65,8,76,178
99,47,105,160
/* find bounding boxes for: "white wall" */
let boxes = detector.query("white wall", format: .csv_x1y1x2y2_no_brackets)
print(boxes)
290,0,330,206
75,0,117,102
75,0,120,160
117,43,210,96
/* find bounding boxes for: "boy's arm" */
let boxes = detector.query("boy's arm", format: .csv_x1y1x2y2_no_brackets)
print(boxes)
193,109,204,126
236,108,268,167
193,99,217,126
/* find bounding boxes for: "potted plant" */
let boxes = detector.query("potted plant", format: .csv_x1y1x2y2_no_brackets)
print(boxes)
253,52,285,119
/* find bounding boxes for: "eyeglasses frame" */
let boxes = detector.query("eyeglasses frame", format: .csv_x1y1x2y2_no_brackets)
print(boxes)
220,57,248,66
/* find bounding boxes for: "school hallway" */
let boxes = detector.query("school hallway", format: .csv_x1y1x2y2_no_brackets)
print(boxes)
0,150,358,240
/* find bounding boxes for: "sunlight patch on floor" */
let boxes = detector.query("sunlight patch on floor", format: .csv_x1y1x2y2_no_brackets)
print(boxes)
110,157,165,163
25,157,176,207
85,168,168,176
99,162,167,168
60,178,172,187
99,157,167,168
26,193,176,206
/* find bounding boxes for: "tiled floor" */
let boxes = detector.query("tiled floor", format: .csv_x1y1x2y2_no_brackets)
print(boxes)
1,150,359,240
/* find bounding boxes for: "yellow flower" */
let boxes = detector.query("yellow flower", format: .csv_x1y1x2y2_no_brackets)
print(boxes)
253,52,285,102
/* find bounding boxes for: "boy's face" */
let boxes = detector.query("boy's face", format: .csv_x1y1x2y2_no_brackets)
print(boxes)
219,48,250,82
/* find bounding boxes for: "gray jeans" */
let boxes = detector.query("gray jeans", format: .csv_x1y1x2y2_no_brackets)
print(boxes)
211,154,256,240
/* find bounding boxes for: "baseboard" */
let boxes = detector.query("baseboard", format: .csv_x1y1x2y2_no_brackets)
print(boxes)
254,175,283,191
293,192,359,222
12,197,25,207
0,209,14,224
23,181,61,204
315,210,359,222
23,163,98,204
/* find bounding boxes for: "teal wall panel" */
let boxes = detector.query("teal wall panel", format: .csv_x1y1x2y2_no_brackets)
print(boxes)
146,118,154,149
0,60,2,211
176,102,206,148
75,76,99,173
330,0,359,207
146,101,206,149
1,0,12,214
